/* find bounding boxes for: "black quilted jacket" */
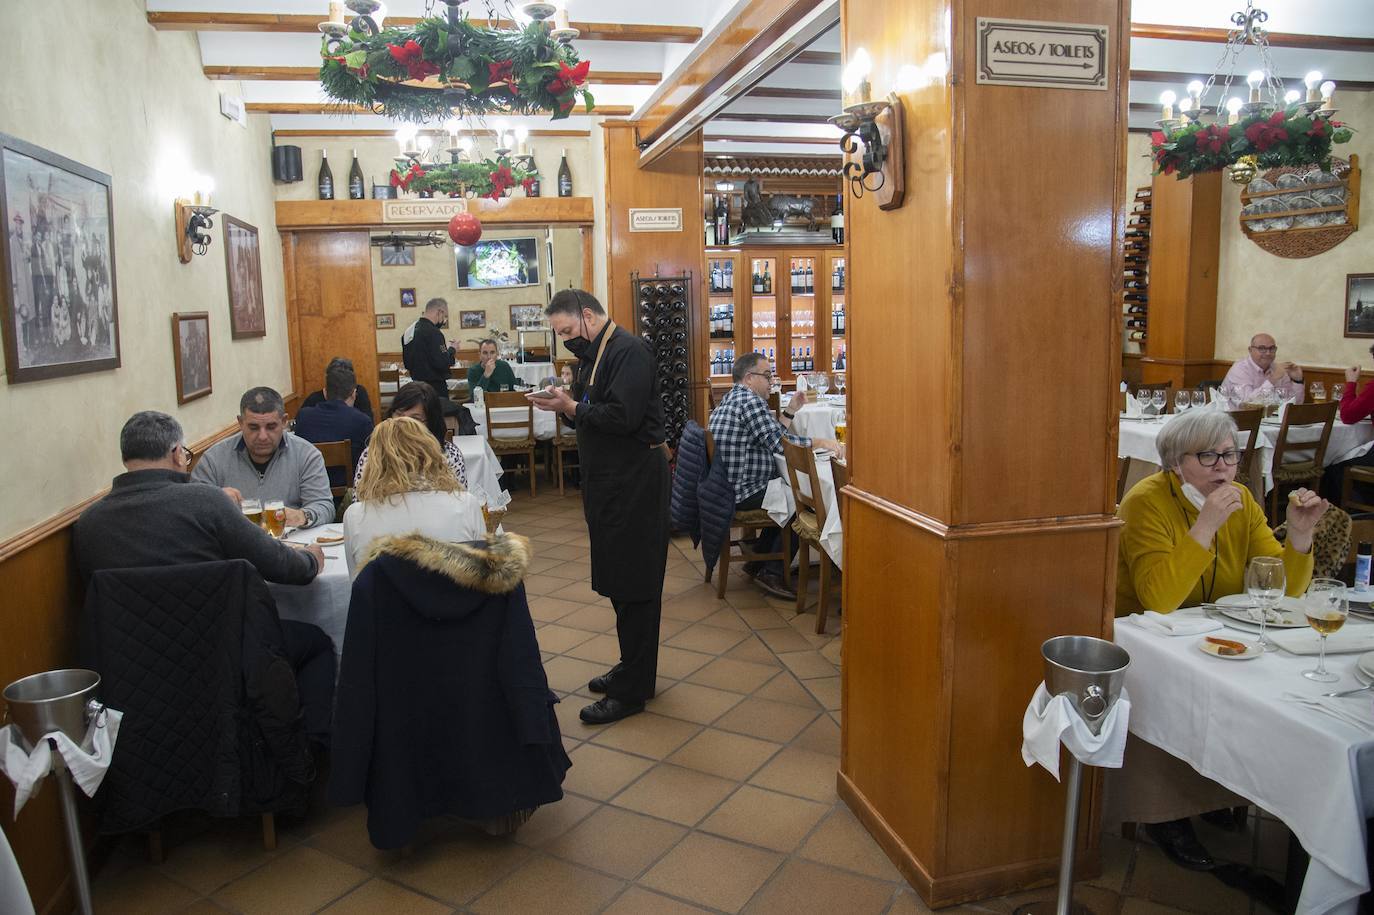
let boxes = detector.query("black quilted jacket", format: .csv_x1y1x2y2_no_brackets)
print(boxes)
83,560,315,834
670,422,734,576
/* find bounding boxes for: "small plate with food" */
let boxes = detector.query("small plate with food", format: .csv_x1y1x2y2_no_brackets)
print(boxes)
315,534,345,545
1197,634,1261,660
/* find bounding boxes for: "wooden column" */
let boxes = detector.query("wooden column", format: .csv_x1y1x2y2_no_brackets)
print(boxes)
1138,172,1221,389
602,123,708,424
839,0,1128,906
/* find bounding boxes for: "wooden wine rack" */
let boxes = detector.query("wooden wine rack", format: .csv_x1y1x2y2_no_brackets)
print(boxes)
632,272,693,447
1123,186,1151,350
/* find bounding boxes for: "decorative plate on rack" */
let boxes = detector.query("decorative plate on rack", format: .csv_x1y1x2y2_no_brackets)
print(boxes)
1238,155,1360,259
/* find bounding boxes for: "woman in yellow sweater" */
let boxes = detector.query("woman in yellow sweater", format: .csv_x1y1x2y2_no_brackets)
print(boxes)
1117,409,1326,616
1114,408,1327,871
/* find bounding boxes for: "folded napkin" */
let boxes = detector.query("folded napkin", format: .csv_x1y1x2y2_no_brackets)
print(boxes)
1268,627,1374,655
1021,683,1131,780
1125,610,1223,637
1281,692,1374,732
1123,393,1143,418
0,708,123,816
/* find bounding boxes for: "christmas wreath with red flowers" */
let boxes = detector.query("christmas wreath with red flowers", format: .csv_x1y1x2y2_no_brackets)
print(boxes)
321,14,594,121
389,156,540,200
1150,107,1353,179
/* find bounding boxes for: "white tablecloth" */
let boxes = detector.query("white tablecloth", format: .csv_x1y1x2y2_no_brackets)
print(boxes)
1118,414,1374,493
789,397,846,441
1116,618,1374,914
761,453,844,568
379,378,459,395
466,402,557,442
510,362,555,386
455,434,509,510
270,523,351,658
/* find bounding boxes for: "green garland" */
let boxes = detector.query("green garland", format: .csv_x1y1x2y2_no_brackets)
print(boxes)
320,16,594,122
1150,107,1353,179
391,156,539,199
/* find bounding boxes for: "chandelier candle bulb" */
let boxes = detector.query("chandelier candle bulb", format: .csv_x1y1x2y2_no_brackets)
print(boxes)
1159,90,1176,120
1305,71,1324,103
1247,70,1264,102
554,5,570,30
1226,96,1243,125
1321,81,1336,107
1186,80,1204,108
842,47,874,106
515,126,529,156
1284,89,1300,105
328,1,345,24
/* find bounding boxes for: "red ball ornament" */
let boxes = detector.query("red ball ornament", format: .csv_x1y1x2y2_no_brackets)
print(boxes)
448,212,482,247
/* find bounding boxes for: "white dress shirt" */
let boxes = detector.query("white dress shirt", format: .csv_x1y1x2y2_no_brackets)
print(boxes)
342,490,486,577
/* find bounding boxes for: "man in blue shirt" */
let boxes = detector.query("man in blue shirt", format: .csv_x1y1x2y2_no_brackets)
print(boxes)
293,361,374,487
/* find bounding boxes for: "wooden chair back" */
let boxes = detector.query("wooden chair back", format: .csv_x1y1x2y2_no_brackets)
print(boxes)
831,457,851,492
782,439,828,533
482,391,534,442
1272,401,1338,472
555,408,577,443
379,366,400,385
768,390,781,418
311,439,353,498
1227,408,1263,473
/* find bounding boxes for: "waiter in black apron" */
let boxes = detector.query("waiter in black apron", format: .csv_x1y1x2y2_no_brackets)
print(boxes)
530,289,669,724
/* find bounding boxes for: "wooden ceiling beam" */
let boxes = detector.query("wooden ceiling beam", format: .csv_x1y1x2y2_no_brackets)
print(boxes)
246,102,630,116
704,134,838,145
713,112,835,124
271,128,590,138
1130,23,1374,53
148,12,700,43
205,65,663,86
792,50,841,65
746,86,842,100
1128,68,1374,91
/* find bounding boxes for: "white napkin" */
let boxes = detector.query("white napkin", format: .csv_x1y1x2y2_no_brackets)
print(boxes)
1281,693,1374,731
0,708,123,816
1125,610,1223,637
1021,683,1131,780
1123,393,1142,418
1268,627,1374,655
1209,387,1226,406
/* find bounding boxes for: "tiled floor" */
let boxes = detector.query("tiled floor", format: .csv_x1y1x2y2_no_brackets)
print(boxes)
92,489,1289,914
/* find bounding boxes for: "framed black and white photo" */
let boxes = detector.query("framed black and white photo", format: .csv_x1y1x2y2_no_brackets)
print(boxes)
380,244,414,267
0,133,120,383
223,214,265,339
1345,274,1374,339
459,309,485,329
172,312,211,404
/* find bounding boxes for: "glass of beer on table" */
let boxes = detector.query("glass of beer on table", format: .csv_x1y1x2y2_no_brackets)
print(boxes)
1301,578,1347,683
834,410,847,445
264,500,286,538
1311,382,1327,403
241,499,263,527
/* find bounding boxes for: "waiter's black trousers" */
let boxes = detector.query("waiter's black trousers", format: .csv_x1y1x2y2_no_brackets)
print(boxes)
604,597,662,704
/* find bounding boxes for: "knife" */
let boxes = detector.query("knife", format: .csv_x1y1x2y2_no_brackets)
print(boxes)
1323,684,1374,699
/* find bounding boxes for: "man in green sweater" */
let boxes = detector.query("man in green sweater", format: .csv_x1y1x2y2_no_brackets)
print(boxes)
466,338,518,397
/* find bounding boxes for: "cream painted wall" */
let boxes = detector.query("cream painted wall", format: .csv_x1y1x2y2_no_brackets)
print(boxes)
1125,94,1373,370
0,0,293,541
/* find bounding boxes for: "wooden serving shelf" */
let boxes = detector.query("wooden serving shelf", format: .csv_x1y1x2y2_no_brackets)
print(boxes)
1237,154,1360,258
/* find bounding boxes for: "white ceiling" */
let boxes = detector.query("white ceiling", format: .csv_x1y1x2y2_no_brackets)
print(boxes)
151,0,1374,153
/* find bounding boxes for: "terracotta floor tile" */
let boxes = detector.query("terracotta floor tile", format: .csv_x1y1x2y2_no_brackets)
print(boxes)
804,676,842,710
749,747,840,804
469,854,624,914
662,588,730,620
590,712,702,759
544,805,687,879
177,901,235,914
651,681,746,725
887,889,937,913
1119,897,1197,914
657,617,692,642
548,580,603,604
701,607,751,631
1127,843,1250,913
742,858,894,915
560,603,619,632
522,574,572,597
724,636,785,667
715,697,821,743
527,595,586,623
666,623,750,655
381,829,530,905
820,639,842,667
778,650,838,680
700,785,830,853
687,657,780,694
318,877,452,914
523,555,567,574
91,866,200,915
535,623,596,655
602,886,714,914
987,885,1122,915
640,833,783,913
735,606,792,629
667,728,783,781
725,588,778,611
757,626,816,654
146,819,288,896
541,543,589,561
513,794,600,847
543,655,611,693
212,845,368,915
612,764,737,826
562,744,654,800
654,646,716,680
796,807,902,881
306,804,407,874
793,716,842,757
751,672,821,708
545,559,594,581
1084,833,1135,894
564,632,624,665
662,576,707,597
554,694,606,742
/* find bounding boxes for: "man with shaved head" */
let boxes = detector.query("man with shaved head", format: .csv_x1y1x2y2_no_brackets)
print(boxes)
1221,333,1304,403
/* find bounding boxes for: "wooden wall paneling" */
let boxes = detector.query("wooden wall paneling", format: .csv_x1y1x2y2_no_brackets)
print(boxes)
839,0,1128,905
284,232,380,413
274,197,595,231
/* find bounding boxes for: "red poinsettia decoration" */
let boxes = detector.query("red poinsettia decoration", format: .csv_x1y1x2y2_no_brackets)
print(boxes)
1307,119,1329,138
390,162,425,191
387,40,439,81
488,60,519,93
547,60,590,95
1149,131,1177,175
485,165,516,200
1244,111,1289,152
1194,124,1229,155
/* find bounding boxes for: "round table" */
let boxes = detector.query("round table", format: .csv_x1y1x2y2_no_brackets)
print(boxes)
788,396,846,441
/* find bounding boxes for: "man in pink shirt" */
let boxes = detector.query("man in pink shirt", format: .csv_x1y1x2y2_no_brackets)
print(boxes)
1221,333,1305,403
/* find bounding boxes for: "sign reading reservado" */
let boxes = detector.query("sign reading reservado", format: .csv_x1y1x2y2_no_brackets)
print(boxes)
383,199,468,223
975,18,1109,91
628,208,683,232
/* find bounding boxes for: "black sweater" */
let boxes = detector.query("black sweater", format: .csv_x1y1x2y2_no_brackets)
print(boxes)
402,317,455,384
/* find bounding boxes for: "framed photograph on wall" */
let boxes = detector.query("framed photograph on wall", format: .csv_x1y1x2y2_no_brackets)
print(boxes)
223,214,266,339
376,313,396,330
460,309,486,329
381,244,414,266
172,312,212,404
509,304,545,329
0,132,120,383
399,287,416,308
1346,274,1374,339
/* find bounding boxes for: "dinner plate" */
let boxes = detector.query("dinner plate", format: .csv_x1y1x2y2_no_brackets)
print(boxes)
1197,636,1261,660
1213,593,1309,628
1119,413,1162,421
1358,651,1374,683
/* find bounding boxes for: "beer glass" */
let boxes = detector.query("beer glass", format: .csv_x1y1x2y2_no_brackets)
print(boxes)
264,500,286,539
1311,382,1327,403
834,410,847,445
1301,578,1347,682
241,499,263,528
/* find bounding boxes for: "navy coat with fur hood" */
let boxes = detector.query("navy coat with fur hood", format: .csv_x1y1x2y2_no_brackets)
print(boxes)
329,532,570,849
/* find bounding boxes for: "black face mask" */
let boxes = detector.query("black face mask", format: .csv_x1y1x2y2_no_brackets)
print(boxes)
563,311,593,358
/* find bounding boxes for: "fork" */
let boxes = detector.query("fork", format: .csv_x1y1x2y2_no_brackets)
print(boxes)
1323,684,1374,699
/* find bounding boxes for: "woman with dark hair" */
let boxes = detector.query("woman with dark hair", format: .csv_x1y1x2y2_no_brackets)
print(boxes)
353,382,466,487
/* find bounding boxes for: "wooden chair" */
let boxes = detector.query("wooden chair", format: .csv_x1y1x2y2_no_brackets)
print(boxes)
550,411,580,496
1226,408,1263,494
768,390,781,419
483,391,538,497
1116,456,1131,505
1267,401,1338,523
704,428,790,599
310,439,353,500
782,439,840,633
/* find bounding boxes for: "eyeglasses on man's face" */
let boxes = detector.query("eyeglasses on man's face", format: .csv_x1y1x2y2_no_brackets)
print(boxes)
1250,345,1278,354
1191,449,1242,468
746,371,772,381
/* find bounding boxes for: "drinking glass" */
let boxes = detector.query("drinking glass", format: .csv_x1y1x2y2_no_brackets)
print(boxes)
1332,383,1346,402
1151,388,1167,419
1175,390,1190,413
835,373,845,395
1311,382,1327,403
241,499,263,528
834,410,847,445
1192,389,1208,409
1301,578,1347,682
813,373,830,396
1245,555,1286,652
264,500,286,539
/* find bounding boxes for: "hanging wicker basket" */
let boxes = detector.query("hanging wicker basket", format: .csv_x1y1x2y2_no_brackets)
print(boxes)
1238,155,1360,259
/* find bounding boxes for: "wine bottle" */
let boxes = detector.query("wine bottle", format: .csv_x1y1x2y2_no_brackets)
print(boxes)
763,264,772,294
557,149,573,197
526,155,541,196
1128,330,1147,342
348,149,364,199
804,264,813,294
317,149,334,200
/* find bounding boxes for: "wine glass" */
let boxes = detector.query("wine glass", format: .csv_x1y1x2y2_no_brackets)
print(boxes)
1332,383,1346,403
1301,578,1347,682
1245,555,1286,652
835,373,845,395
1311,381,1327,403
1151,388,1167,419
1192,389,1208,409
1175,390,1191,413
813,373,830,397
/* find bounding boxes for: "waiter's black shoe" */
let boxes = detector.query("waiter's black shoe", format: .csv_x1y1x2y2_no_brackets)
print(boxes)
1144,818,1215,871
754,570,796,600
588,675,610,694
579,697,644,724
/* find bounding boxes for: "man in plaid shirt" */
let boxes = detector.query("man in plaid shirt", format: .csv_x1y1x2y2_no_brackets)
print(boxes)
708,352,843,599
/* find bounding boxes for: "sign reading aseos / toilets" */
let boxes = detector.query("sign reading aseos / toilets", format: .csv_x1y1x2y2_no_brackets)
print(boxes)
975,18,1109,91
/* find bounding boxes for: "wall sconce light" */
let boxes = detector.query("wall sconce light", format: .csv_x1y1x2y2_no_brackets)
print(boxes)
830,47,905,209
175,176,217,263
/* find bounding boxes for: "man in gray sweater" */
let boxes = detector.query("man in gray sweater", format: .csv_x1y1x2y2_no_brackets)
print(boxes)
191,387,335,529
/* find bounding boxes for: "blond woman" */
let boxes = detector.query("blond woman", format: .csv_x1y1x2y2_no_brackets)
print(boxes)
343,417,485,576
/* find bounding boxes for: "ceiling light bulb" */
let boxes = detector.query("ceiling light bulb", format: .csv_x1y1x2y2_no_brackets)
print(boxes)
457,136,473,151
1186,80,1203,98
1246,70,1264,89
1159,90,1177,106
514,126,529,141
1321,80,1336,98
1284,89,1300,104
1225,97,1242,114
1304,71,1323,89
842,48,872,95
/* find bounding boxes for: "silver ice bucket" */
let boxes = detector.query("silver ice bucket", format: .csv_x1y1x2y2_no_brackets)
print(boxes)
1042,636,1129,736
3,669,103,753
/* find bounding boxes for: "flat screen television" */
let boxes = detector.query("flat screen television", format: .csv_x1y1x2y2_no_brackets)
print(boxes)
455,237,541,289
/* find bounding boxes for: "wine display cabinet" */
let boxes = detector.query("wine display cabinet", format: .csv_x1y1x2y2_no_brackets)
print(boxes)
1123,186,1150,352
633,272,692,446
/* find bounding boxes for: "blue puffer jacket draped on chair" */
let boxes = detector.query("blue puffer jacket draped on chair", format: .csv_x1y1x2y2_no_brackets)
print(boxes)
671,421,735,576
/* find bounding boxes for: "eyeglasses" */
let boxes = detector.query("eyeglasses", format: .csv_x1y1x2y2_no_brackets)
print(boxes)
746,371,772,381
176,443,193,464
1250,345,1278,354
1192,449,1242,467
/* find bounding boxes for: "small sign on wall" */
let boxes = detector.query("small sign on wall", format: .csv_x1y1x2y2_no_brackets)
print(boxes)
975,18,1108,91
384,199,468,223
629,208,683,232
